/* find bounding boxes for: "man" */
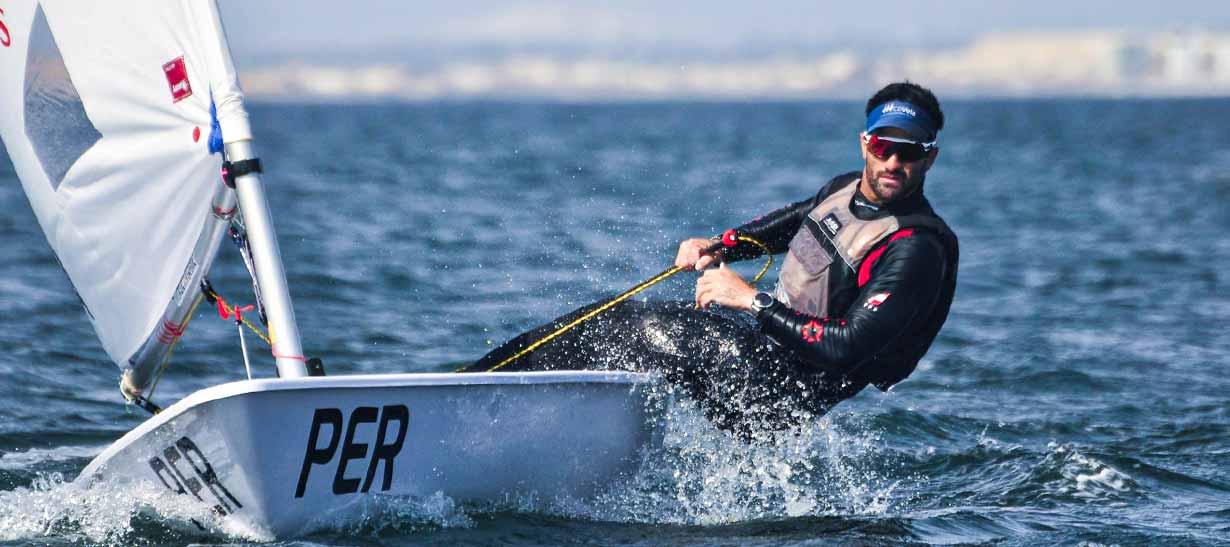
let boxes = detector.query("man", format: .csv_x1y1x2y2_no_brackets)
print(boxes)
467,82,958,436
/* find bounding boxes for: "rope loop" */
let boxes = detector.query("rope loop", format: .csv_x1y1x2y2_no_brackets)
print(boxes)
736,235,773,283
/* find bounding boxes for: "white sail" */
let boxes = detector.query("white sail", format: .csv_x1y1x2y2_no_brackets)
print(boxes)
0,0,251,383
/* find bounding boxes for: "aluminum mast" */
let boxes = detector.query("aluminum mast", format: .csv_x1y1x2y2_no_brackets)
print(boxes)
226,140,308,378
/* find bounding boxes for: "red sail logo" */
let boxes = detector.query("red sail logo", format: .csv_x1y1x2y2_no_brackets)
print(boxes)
0,8,11,48
163,56,193,102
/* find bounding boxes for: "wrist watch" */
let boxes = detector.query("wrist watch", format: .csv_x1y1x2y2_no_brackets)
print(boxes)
750,291,775,316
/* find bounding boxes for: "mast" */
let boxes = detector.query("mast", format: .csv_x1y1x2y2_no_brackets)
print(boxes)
225,139,309,379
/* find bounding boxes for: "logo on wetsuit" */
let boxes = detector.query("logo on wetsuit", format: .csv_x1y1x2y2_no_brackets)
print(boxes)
853,195,881,212
863,292,891,311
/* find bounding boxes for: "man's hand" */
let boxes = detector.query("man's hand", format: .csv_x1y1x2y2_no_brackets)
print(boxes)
695,263,758,311
676,237,723,271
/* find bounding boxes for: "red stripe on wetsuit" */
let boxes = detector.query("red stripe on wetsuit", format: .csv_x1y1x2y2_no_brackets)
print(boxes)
858,229,915,287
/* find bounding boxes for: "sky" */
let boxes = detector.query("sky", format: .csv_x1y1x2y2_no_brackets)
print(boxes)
218,0,1230,59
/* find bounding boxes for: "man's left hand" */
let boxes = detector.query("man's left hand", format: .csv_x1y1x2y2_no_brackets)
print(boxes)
695,263,758,311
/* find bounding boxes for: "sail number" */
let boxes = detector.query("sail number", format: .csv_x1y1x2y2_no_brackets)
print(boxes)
295,405,409,498
0,7,10,48
148,436,243,516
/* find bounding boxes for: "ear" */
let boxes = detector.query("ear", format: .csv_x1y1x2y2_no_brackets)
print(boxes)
859,132,868,161
923,147,939,170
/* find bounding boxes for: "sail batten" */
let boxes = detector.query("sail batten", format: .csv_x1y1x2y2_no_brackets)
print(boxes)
0,0,252,389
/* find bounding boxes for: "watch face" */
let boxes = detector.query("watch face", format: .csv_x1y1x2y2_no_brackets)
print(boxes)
754,292,774,309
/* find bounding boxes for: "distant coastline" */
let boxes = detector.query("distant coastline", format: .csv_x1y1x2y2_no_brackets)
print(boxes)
237,29,1230,101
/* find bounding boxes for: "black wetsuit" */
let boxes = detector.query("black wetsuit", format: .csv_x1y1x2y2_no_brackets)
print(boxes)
727,172,959,393
465,173,958,436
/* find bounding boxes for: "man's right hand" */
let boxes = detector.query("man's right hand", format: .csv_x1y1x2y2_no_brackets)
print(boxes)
676,237,722,271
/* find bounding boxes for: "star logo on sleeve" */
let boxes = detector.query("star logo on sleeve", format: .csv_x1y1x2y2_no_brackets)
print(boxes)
800,320,824,343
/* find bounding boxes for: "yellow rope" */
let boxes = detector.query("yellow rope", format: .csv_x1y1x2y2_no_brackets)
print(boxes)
235,308,272,345
484,266,684,372
482,234,771,372
743,236,774,284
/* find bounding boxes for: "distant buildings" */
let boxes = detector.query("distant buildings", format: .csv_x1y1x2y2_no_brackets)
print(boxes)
239,30,1230,100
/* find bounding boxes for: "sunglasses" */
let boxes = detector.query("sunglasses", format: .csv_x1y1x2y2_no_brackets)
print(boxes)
863,133,936,162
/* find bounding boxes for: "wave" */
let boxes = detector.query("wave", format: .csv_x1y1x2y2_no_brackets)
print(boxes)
0,444,103,471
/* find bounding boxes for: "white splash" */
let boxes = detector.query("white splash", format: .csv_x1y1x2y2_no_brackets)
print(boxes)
302,490,476,536
0,472,263,545
573,393,901,525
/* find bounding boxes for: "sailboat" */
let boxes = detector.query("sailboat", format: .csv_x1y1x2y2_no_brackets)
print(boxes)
0,0,660,538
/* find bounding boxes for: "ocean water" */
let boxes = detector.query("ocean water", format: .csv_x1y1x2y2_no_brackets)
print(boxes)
1,99,1229,546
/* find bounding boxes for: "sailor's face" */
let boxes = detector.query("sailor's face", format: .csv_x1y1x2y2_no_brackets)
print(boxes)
859,127,938,204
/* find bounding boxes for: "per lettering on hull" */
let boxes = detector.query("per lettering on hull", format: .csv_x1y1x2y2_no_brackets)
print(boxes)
296,405,410,498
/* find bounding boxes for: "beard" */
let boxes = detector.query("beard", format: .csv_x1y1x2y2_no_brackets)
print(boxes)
867,167,923,204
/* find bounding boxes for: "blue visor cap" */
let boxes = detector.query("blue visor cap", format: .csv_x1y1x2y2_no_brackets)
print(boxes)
866,101,937,143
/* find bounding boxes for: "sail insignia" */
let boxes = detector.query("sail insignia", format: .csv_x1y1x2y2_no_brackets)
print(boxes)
162,56,193,103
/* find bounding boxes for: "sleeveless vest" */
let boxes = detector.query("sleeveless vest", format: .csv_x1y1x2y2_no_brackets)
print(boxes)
773,175,954,322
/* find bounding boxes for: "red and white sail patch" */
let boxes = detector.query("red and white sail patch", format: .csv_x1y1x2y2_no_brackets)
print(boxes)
863,292,891,311
0,7,11,48
163,56,192,103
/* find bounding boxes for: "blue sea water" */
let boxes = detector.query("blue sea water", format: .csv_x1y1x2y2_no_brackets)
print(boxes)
1,99,1229,546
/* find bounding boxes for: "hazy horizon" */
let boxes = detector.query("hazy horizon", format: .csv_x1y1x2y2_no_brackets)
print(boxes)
219,1,1230,59
216,2,1230,100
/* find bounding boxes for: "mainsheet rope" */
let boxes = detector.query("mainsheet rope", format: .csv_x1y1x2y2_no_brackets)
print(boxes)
480,231,772,373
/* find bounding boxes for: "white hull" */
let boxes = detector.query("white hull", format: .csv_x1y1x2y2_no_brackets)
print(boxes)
78,371,661,538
